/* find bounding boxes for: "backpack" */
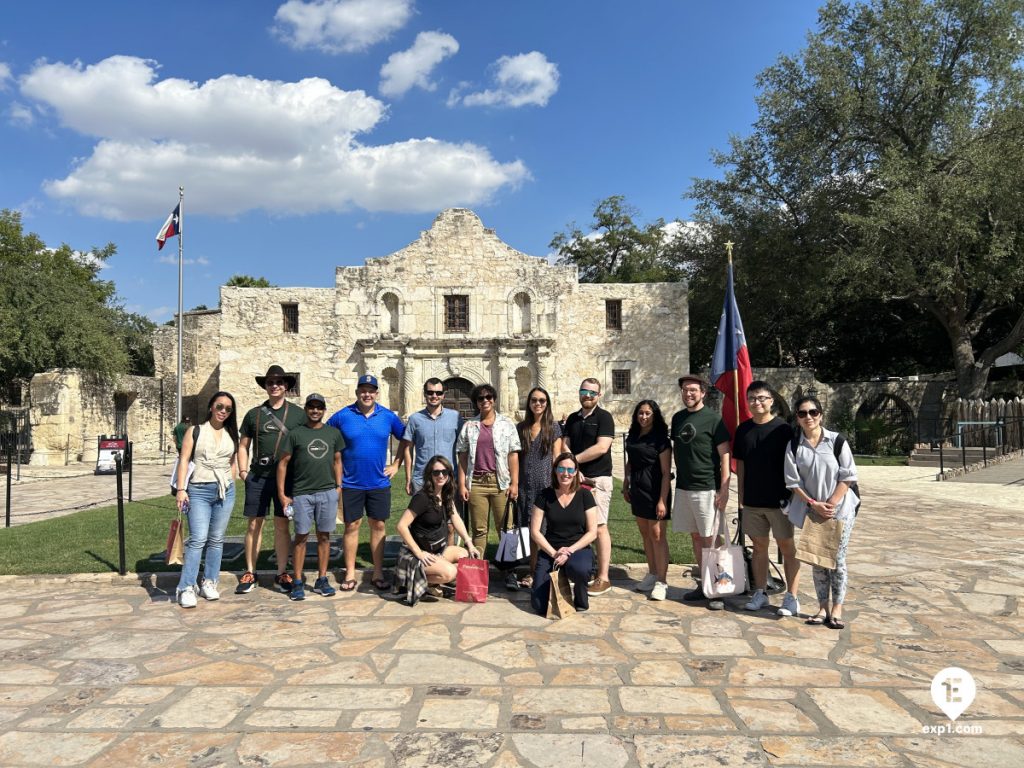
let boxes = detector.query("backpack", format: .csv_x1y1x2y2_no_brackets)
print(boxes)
789,430,861,515
169,425,201,495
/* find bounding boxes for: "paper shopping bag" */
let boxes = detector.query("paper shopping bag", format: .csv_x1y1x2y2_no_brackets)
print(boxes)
166,513,185,565
546,566,578,620
455,558,489,603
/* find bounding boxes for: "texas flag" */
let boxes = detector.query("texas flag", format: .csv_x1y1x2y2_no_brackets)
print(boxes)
156,204,180,250
711,261,753,450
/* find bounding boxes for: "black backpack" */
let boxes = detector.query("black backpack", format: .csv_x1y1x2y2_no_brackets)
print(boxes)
789,430,861,515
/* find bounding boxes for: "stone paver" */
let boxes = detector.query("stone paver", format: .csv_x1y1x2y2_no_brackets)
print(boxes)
0,465,1022,766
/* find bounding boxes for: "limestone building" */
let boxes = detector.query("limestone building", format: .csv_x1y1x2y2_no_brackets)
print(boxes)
156,208,689,429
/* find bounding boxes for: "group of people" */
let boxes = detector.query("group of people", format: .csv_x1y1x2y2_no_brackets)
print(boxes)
173,365,858,630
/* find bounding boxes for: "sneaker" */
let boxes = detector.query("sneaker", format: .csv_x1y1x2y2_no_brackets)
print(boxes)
744,588,769,611
504,572,521,591
708,599,725,611
587,578,612,596
313,576,336,597
177,585,197,609
275,573,294,593
777,592,800,617
235,571,256,594
650,581,667,601
636,573,657,592
199,579,220,601
289,581,306,601
426,584,444,598
682,586,706,602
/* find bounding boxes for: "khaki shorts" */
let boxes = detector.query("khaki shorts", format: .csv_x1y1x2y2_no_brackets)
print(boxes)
672,489,725,538
743,505,794,540
582,475,612,525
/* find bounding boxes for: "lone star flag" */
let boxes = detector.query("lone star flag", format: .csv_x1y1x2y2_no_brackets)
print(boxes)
156,205,180,250
711,261,752,449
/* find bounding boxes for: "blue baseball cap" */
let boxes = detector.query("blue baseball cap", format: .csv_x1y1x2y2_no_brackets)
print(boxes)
357,374,379,390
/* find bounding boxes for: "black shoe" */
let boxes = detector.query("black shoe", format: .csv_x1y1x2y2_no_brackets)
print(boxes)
683,587,706,602
504,572,520,591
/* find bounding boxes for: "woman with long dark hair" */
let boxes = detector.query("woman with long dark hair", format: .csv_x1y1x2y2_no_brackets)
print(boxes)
175,391,239,608
623,399,672,600
784,395,859,629
515,386,563,588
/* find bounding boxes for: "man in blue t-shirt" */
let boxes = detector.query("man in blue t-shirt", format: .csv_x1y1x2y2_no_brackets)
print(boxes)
401,377,463,495
326,374,405,591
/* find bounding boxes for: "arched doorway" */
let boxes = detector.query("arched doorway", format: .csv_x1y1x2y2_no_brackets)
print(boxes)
855,393,913,455
443,377,476,419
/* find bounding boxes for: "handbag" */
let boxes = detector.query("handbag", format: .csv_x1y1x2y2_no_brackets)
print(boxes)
165,511,185,565
795,510,844,570
546,566,578,620
701,506,747,599
455,558,489,603
494,497,530,566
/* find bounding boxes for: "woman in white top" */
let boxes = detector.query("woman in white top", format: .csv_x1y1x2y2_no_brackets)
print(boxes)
783,396,859,629
175,391,239,608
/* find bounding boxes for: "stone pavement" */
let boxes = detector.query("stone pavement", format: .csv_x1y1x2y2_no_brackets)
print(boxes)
0,466,1022,767
949,455,1024,486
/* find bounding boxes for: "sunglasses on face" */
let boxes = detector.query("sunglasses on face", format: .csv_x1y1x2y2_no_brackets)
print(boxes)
797,409,821,418
476,394,495,402
425,390,444,397
555,466,577,475
265,380,286,387
430,468,450,477
306,404,325,411
579,389,599,398
212,403,233,413
748,395,772,403
529,397,547,405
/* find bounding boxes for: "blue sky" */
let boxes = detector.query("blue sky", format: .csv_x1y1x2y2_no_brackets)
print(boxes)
1,1,822,321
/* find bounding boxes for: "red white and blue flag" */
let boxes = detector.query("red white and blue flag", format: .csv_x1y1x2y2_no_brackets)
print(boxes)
711,261,753,449
156,204,180,250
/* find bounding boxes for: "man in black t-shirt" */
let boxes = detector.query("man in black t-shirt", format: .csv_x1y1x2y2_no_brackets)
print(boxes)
733,380,802,618
563,377,616,596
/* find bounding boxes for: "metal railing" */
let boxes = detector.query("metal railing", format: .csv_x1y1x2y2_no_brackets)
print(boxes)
929,417,1024,477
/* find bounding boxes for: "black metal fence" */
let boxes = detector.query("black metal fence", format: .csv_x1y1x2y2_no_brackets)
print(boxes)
925,417,1024,476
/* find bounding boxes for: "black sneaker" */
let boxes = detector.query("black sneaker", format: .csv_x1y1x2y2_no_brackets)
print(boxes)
683,587,706,601
274,573,294,593
504,572,520,591
235,571,257,594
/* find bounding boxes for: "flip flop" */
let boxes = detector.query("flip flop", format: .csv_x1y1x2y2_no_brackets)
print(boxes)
805,613,828,625
372,577,390,591
827,616,846,630
339,579,357,592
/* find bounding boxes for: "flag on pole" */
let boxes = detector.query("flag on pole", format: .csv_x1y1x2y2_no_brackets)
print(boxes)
156,204,180,250
711,260,753,450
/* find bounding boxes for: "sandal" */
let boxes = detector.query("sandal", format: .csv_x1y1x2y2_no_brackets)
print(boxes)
372,577,390,591
339,579,357,592
518,576,533,589
827,616,846,630
805,612,829,626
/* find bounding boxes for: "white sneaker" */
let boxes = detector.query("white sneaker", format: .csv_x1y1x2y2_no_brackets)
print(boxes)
177,585,198,609
636,573,657,592
777,592,800,617
200,579,220,601
744,588,769,611
649,581,667,601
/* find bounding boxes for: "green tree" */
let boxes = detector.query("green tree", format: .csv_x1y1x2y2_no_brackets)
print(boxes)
225,274,274,288
689,0,1024,397
0,209,154,383
550,196,683,283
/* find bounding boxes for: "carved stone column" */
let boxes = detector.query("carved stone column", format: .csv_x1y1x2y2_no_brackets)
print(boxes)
401,348,418,416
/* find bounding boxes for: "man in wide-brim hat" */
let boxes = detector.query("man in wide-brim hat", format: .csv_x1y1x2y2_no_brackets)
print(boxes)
236,364,306,595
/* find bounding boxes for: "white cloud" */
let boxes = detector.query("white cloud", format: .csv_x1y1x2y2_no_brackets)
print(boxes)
379,30,458,98
448,52,559,108
273,0,413,54
20,56,528,220
158,253,210,266
0,61,11,89
146,305,175,322
8,101,33,126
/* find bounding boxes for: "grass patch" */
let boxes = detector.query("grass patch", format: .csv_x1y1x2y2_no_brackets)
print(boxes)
0,478,693,575
853,455,909,466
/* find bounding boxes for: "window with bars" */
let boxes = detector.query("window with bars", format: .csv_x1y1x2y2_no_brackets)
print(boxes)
445,295,469,332
612,369,631,395
282,303,299,333
605,299,622,330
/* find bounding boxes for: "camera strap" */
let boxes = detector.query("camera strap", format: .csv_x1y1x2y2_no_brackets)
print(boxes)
253,401,291,472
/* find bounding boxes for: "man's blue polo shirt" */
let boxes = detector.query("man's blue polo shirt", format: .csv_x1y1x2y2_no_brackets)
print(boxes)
326,403,405,490
403,407,463,491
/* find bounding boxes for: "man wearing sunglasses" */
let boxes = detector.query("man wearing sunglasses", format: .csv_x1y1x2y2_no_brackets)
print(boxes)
237,364,307,595
401,378,464,496
563,377,616,596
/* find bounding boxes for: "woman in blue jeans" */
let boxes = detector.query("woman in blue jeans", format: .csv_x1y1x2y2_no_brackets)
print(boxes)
174,391,239,608
529,452,598,615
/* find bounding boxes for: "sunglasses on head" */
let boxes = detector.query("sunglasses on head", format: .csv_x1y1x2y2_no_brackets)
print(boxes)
430,468,450,476
212,403,233,413
555,466,577,475
797,408,821,418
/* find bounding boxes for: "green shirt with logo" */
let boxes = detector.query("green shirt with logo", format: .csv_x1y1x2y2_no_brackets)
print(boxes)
240,400,307,476
282,424,346,497
671,407,730,491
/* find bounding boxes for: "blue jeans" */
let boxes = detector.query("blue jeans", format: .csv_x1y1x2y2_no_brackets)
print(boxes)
531,548,593,615
178,481,235,589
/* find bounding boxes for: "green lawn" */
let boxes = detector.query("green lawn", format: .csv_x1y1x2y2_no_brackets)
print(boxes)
0,478,693,576
853,455,908,466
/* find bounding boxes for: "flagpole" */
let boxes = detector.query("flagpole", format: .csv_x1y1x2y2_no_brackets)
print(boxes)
176,186,184,425
725,241,740,431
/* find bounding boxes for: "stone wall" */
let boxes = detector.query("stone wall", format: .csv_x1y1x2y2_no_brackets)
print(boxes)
152,309,222,424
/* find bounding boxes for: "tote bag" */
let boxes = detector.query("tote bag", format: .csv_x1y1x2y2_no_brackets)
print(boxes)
794,511,844,570
701,507,747,598
455,558,489,603
494,497,530,566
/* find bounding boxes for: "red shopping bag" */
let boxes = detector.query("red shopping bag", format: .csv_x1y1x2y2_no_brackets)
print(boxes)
455,558,489,603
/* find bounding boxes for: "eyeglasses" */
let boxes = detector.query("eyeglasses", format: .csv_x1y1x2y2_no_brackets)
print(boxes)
430,469,450,477
425,390,444,397
305,404,325,411
213,404,233,413
747,395,773,404
529,397,547,405
476,394,495,402
681,386,702,393
797,409,821,419
555,466,577,475
579,389,599,398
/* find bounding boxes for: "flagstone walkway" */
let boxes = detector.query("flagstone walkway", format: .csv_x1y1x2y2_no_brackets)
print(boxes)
0,466,1021,767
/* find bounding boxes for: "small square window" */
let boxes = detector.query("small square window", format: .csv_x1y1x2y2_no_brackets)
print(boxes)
445,295,469,332
285,373,301,398
606,299,622,330
282,303,299,333
612,369,631,395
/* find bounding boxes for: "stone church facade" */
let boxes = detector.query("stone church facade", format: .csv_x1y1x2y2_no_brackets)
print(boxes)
157,208,690,429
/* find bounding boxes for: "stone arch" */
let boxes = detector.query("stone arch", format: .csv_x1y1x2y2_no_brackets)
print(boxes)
515,366,533,413
381,367,401,413
511,291,532,335
381,292,400,334
443,377,476,419
855,392,914,455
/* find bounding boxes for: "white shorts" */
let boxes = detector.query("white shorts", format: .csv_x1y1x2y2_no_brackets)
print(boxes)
583,475,612,525
672,489,726,538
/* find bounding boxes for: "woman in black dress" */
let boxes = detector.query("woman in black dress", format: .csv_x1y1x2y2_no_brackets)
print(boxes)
622,400,672,601
529,452,598,615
